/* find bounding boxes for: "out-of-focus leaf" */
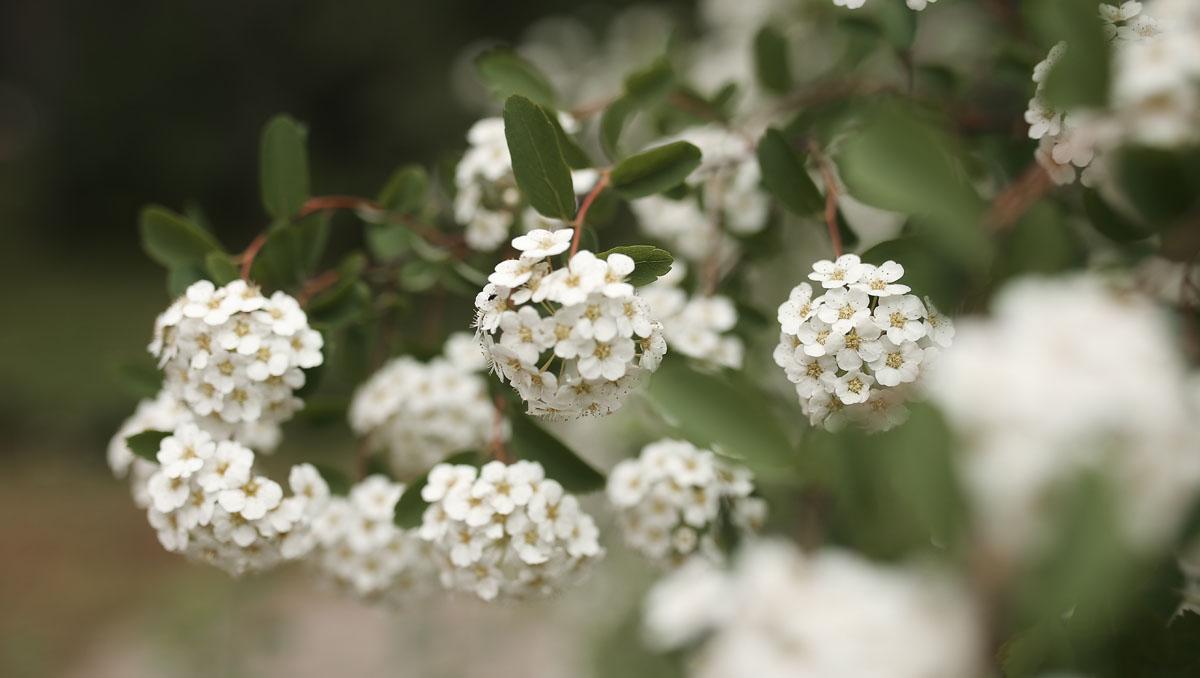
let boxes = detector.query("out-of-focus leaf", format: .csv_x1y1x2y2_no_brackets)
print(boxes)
509,412,606,493
610,141,702,199
644,356,796,479
115,358,163,400
601,95,637,161
860,236,969,310
377,165,428,214
307,252,367,315
125,430,171,462
754,26,792,94
597,245,674,286
167,262,207,297
139,205,223,269
757,128,822,216
1113,146,1200,228
837,101,989,269
1083,189,1154,243
250,212,331,291
996,200,1084,280
1026,0,1110,108
259,115,311,219
204,251,239,285
475,47,558,108
313,463,352,496
503,95,576,221
365,223,413,261
600,58,675,160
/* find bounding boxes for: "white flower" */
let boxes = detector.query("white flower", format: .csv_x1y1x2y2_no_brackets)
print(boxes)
777,283,820,335
577,336,636,380
817,287,872,334
874,294,928,344
852,261,911,297
1025,96,1063,140
607,439,761,565
543,250,608,306
870,339,925,386
219,475,283,520
488,257,540,288
600,253,636,298
809,254,866,289
156,424,215,479
834,369,874,405
511,228,573,259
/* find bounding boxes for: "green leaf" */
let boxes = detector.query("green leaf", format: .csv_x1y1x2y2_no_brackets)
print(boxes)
610,141,702,199
644,356,796,479
313,463,352,496
860,236,970,310
309,281,371,330
167,262,207,297
837,102,989,269
125,430,171,462
377,165,428,214
871,0,917,50
249,212,331,291
547,113,593,170
756,128,822,216
259,115,311,219
996,200,1084,280
1083,189,1154,243
1026,0,1110,109
204,251,240,285
509,412,605,493
307,252,367,315
393,451,485,528
597,245,674,287
503,95,577,221
139,205,223,269
624,57,674,105
1113,146,1200,228
365,223,413,261
475,48,558,108
600,95,637,161
753,26,792,94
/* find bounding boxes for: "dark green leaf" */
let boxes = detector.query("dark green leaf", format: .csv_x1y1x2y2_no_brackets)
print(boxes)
753,26,792,94
377,165,428,214
307,252,367,314
475,47,558,108
597,245,674,287
610,141,702,199
365,223,413,261
249,212,331,291
871,0,917,50
503,95,577,221
509,412,605,493
167,262,207,297
600,95,637,161
624,57,674,105
393,451,485,527
996,200,1084,280
644,356,796,479
114,358,163,400
204,251,240,285
547,113,593,170
1026,0,1110,108
837,102,989,269
756,128,822,216
1113,146,1200,227
139,205,223,269
309,281,371,330
313,463,352,496
125,430,171,462
1083,189,1154,243
860,236,971,310
259,115,311,219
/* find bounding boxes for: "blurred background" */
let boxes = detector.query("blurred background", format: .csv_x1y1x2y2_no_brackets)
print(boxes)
0,1,692,676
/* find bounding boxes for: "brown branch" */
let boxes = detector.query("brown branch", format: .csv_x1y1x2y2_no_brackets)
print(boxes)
238,233,267,281
809,141,844,258
985,163,1054,232
570,171,610,257
297,269,341,306
489,396,511,464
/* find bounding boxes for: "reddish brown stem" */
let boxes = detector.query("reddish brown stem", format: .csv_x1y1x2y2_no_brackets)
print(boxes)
570,172,610,257
238,233,268,281
297,269,341,305
986,163,1053,233
809,141,844,258
489,396,511,464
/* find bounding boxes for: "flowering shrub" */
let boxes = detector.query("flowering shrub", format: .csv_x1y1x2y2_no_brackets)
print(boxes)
105,0,1200,675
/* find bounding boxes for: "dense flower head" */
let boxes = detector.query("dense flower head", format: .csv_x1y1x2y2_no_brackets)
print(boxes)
108,390,283,508
475,230,667,419
308,475,440,601
453,116,598,251
643,540,983,678
926,274,1200,556
416,460,603,600
640,263,744,369
773,255,951,432
149,280,324,428
139,424,319,576
607,439,765,565
348,333,498,477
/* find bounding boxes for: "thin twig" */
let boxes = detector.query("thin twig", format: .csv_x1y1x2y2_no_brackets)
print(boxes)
489,395,511,464
809,141,844,258
238,233,267,281
985,162,1054,232
570,172,611,257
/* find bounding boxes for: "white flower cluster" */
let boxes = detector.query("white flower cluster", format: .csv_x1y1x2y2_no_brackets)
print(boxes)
833,0,938,11
1026,2,1184,186
308,475,440,600
643,540,983,678
927,274,1200,556
108,390,283,508
607,439,766,565
140,424,319,575
475,228,667,418
773,255,953,432
642,263,744,369
630,127,766,264
453,117,598,251
349,333,497,477
150,280,324,427
416,460,603,600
